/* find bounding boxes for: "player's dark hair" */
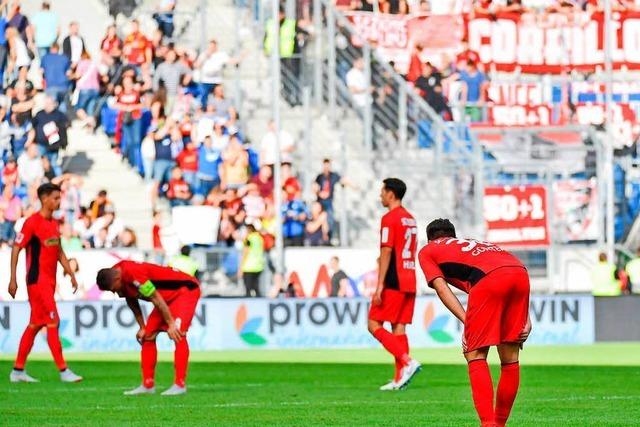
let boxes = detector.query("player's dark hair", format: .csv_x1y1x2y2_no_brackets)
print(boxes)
382,178,407,201
37,183,61,200
180,245,191,256
426,218,456,240
96,268,117,291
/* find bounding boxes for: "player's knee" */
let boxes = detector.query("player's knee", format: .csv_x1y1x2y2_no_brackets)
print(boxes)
143,332,158,341
391,323,405,335
367,320,380,334
464,347,489,362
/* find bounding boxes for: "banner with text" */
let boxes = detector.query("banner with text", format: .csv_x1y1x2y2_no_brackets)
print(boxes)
484,185,550,246
0,295,594,353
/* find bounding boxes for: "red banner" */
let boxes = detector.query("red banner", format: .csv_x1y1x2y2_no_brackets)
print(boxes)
467,11,640,73
483,185,550,247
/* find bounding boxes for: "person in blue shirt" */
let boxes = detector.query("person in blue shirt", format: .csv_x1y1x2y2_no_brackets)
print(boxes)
40,43,71,113
282,186,308,247
0,10,8,87
457,60,488,123
31,1,59,58
196,135,221,198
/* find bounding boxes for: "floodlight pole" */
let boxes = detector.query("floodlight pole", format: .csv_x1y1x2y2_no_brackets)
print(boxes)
603,0,615,262
271,0,285,277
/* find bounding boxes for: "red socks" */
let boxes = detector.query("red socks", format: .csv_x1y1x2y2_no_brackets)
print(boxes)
373,328,410,365
141,340,157,388
14,325,39,370
46,326,67,371
495,362,520,427
468,359,495,425
394,334,409,381
174,339,190,388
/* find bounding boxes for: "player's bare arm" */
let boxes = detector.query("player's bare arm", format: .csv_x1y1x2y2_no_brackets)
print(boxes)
149,292,182,342
126,297,146,343
58,250,79,293
375,247,393,306
431,277,466,324
8,244,21,299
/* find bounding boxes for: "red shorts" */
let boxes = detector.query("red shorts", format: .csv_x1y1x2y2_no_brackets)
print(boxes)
27,283,59,326
368,289,416,324
145,287,201,335
464,266,530,353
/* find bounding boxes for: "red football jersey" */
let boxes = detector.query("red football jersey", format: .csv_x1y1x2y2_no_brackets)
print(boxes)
16,212,61,286
114,260,200,300
380,206,418,293
418,237,524,293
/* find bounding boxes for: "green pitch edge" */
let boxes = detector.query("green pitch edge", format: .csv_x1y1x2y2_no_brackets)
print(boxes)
1,343,638,366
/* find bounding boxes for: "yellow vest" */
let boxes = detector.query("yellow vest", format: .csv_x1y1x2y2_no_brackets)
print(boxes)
242,232,265,273
264,18,296,58
169,255,199,277
591,261,621,296
625,257,640,287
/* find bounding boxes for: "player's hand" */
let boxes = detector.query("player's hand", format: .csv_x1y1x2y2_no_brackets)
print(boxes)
167,322,183,343
136,327,146,345
517,317,532,343
372,288,383,306
8,279,18,299
461,334,468,353
71,276,79,294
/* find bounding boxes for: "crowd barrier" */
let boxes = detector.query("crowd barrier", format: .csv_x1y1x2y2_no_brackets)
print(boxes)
0,294,596,353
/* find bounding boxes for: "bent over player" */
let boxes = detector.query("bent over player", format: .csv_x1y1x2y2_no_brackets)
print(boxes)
8,183,83,383
368,178,421,391
96,260,201,396
418,219,532,427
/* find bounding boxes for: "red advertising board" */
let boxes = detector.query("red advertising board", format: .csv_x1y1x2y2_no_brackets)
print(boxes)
484,185,550,247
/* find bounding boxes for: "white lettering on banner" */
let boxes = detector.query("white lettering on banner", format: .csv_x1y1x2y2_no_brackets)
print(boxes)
0,296,595,352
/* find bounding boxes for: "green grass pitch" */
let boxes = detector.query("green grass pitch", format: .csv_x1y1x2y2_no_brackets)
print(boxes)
1,344,639,426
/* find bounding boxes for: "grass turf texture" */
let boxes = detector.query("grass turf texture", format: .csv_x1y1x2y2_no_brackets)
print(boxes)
1,344,639,426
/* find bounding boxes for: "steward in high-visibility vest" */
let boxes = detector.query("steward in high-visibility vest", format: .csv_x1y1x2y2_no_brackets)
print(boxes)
264,10,296,59
625,249,640,293
591,253,621,296
169,246,199,278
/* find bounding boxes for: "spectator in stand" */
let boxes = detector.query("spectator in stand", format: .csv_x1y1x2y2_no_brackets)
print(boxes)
209,84,235,124
260,120,295,166
0,8,8,81
455,39,481,70
89,205,123,248
2,157,19,187
166,166,191,207
195,39,243,108
8,112,33,158
196,135,221,199
151,210,164,263
73,50,102,128
117,227,137,248
346,57,371,109
72,207,93,247
6,26,31,79
115,75,144,169
415,62,452,119
62,21,85,66
211,121,229,151
40,43,71,113
406,44,424,83
123,19,152,72
305,201,330,246
89,189,112,220
381,0,410,13
0,183,21,244
60,222,83,252
176,139,198,190
219,134,249,190
314,158,353,235
17,143,44,187
455,60,488,122
60,176,82,224
154,0,176,38
282,185,308,247
31,95,68,176
250,164,274,199
7,1,31,43
151,119,181,203
31,1,58,58
329,256,349,297
239,223,265,297
153,49,190,114
10,82,35,128
242,183,265,224
100,24,122,62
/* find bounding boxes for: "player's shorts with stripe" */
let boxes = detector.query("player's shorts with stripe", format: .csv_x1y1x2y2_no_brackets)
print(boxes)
464,266,530,353
145,287,201,335
368,288,416,324
27,283,59,326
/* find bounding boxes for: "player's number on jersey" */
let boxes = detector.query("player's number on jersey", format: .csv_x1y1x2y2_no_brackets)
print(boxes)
402,227,417,259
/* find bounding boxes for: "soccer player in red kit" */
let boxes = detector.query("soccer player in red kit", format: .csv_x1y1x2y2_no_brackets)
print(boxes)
96,260,201,396
8,183,83,383
367,178,421,391
418,219,532,427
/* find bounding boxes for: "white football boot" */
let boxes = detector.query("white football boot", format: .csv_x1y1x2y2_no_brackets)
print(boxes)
161,384,187,396
60,368,83,383
124,384,156,395
397,359,422,389
9,369,39,383
379,380,400,391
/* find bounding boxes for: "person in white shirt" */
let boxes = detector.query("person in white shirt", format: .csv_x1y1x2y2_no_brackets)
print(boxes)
17,144,44,187
259,120,295,166
62,21,85,65
195,39,243,108
346,57,371,109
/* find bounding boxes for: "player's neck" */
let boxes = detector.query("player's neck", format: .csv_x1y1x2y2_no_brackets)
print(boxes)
387,200,402,211
39,208,54,220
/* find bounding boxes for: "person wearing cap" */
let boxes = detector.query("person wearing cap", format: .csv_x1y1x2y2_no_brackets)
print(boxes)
239,223,265,297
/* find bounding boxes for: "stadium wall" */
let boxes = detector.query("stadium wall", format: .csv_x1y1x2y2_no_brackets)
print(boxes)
0,295,596,353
